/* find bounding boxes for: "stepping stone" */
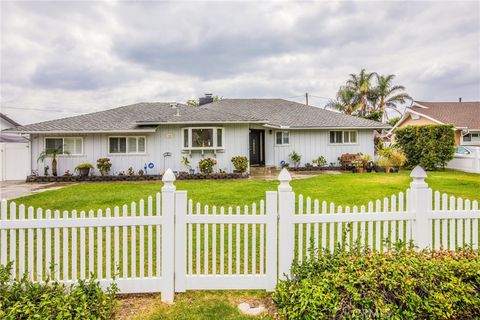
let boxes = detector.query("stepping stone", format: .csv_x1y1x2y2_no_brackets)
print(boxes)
238,302,266,316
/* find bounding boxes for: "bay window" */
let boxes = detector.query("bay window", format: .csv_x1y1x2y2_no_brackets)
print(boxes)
182,127,224,150
109,136,146,154
45,137,83,155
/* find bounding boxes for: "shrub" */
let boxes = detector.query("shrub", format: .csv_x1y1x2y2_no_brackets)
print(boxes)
198,158,217,174
0,262,118,319
289,151,302,168
311,156,327,167
96,158,112,176
273,248,480,320
377,146,406,168
231,156,249,173
395,125,455,170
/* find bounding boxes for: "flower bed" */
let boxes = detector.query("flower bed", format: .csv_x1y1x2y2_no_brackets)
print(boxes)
288,166,343,172
26,172,249,183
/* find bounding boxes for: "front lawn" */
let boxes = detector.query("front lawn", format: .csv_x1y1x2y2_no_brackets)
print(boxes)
12,170,480,212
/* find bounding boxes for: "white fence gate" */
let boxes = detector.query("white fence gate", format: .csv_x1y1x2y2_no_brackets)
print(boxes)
0,166,479,303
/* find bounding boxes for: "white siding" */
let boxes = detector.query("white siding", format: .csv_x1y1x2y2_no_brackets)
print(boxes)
30,124,250,175
269,129,375,167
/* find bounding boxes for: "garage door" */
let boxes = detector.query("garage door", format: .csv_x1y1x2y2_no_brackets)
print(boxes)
1,143,31,181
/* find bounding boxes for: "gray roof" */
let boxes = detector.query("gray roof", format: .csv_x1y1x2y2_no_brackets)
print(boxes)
6,99,388,133
199,99,390,129
0,113,21,127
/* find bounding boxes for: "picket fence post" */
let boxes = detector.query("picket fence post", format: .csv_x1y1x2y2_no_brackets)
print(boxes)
277,168,295,280
265,190,278,291
409,166,432,250
161,169,176,303
174,190,188,293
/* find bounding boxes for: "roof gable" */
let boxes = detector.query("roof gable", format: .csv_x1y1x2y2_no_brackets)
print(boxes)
408,101,480,129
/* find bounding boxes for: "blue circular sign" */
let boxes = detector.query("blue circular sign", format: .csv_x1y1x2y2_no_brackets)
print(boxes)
148,162,154,169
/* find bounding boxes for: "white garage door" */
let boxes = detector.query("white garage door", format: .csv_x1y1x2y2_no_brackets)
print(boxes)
0,143,31,181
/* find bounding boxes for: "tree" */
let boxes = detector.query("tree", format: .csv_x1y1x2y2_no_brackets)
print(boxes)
37,145,69,176
374,74,411,121
186,95,222,107
387,116,401,127
326,87,359,115
346,69,375,117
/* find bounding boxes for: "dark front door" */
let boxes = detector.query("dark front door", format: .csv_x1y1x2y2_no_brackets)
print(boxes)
249,130,265,166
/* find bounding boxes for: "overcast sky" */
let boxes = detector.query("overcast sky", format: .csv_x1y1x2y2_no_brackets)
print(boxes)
1,1,479,125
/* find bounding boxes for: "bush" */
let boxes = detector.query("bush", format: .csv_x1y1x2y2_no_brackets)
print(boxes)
231,156,248,173
311,156,327,167
395,125,455,170
289,151,302,168
273,248,480,319
198,158,217,174
96,158,112,176
0,262,118,319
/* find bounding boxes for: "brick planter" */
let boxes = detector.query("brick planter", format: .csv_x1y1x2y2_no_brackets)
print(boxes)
26,172,249,183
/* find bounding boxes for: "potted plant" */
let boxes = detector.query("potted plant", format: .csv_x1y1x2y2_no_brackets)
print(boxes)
354,160,364,173
37,145,69,176
181,156,195,174
377,156,392,173
75,163,94,177
389,149,407,172
127,167,135,176
198,158,217,174
289,151,302,168
231,156,248,174
96,158,112,176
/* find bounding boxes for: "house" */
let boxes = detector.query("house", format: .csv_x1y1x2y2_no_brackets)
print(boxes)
6,97,389,176
0,113,31,181
390,100,480,145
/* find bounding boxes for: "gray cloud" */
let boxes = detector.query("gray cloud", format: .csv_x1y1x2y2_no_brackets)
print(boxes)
1,1,479,124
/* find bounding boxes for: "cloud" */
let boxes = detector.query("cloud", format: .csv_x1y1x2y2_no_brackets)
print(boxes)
0,1,479,124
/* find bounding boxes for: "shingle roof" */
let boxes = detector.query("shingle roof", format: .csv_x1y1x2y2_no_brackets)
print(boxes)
410,101,480,129
199,99,389,129
7,99,389,133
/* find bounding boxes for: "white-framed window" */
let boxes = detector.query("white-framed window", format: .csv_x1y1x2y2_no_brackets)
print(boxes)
45,137,83,155
462,132,480,144
329,130,358,144
182,127,224,150
109,136,146,154
275,131,289,145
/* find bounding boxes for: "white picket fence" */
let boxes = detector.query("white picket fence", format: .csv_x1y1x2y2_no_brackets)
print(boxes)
0,166,478,303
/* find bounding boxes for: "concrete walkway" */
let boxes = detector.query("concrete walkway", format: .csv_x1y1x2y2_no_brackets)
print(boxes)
0,181,73,200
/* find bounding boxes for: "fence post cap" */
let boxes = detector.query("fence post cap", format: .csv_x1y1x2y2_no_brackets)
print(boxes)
278,168,292,192
410,165,428,189
162,168,176,191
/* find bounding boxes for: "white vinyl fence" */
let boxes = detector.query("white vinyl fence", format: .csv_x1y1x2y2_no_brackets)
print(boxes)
0,166,479,303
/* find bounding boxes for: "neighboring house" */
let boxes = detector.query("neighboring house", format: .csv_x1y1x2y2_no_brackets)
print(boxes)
6,97,388,175
0,113,31,181
390,100,480,145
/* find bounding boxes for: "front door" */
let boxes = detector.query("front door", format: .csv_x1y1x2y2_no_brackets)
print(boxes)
249,130,264,166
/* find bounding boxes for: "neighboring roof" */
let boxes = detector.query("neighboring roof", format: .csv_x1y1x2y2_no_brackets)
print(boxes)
0,113,21,127
199,99,389,129
6,99,389,133
0,133,28,143
395,101,480,130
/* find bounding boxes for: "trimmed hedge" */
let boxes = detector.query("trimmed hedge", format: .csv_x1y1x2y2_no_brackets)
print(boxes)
395,125,455,170
0,262,118,319
273,248,480,319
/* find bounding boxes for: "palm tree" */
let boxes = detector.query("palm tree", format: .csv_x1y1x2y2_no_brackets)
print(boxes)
326,87,359,115
37,145,69,176
346,69,375,116
374,74,411,121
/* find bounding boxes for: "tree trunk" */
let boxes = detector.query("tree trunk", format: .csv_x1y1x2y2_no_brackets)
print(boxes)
52,158,58,176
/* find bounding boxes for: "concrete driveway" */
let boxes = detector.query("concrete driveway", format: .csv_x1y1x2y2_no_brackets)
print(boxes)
0,181,73,200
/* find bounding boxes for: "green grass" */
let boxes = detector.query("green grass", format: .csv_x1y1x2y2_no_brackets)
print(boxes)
6,170,480,320
12,170,480,212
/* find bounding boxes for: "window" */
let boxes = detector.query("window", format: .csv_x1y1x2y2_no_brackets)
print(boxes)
275,131,289,145
463,133,480,144
329,130,358,144
109,136,146,154
182,127,224,149
45,137,83,155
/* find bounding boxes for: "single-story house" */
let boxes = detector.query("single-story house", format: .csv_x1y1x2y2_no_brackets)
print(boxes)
390,100,480,145
0,113,31,181
6,97,389,175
